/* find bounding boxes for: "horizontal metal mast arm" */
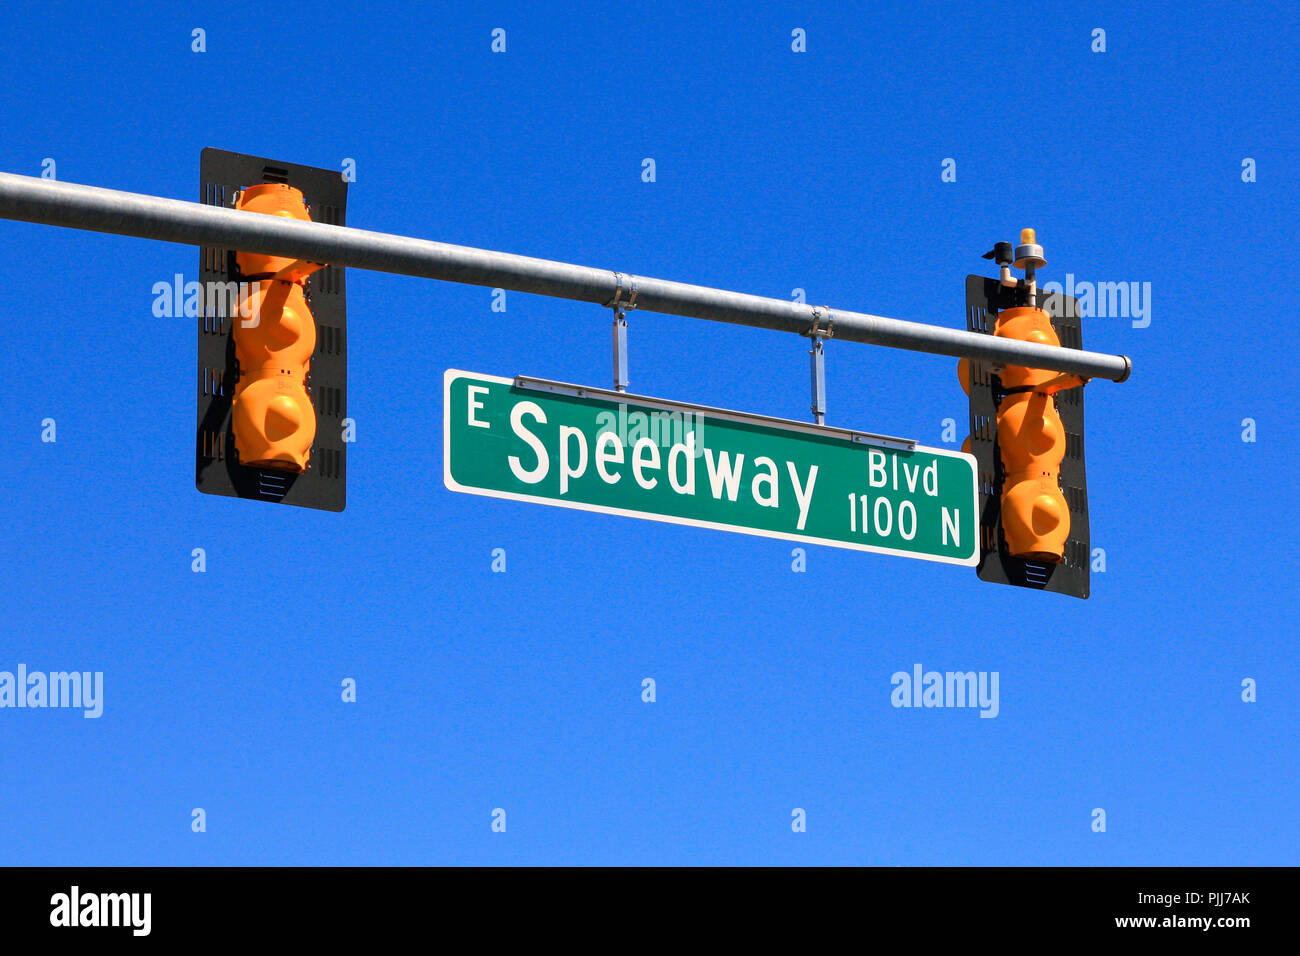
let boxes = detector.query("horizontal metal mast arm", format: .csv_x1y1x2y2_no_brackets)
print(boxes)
0,172,1131,382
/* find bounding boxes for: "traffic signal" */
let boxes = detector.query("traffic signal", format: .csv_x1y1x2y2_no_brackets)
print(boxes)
195,149,348,511
960,230,1092,598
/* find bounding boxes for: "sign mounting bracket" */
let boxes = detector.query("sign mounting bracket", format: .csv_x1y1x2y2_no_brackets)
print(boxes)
607,272,637,393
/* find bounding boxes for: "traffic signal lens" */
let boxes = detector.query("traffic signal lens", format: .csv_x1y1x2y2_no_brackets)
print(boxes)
231,374,317,470
1000,479,1069,561
233,183,312,277
233,281,316,369
994,306,1062,390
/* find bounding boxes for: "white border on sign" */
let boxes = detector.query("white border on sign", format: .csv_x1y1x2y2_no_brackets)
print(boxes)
442,369,980,568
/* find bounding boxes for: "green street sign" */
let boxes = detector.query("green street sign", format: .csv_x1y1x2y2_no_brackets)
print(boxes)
443,370,979,566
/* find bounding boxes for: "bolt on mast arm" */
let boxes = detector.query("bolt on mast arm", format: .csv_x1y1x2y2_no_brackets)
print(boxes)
0,172,1131,383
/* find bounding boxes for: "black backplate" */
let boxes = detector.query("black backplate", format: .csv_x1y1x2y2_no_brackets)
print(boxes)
965,276,1090,599
195,148,347,512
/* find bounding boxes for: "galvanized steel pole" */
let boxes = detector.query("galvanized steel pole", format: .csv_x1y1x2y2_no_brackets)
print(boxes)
0,172,1131,382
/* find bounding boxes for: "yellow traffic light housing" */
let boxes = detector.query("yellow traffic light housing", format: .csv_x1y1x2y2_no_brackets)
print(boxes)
993,305,1071,562
229,185,319,473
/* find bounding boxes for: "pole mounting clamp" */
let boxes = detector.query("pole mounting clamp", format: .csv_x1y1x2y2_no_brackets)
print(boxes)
805,305,834,339
607,273,639,313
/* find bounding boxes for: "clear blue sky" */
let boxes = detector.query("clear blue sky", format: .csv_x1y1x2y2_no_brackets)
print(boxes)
0,0,1295,865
